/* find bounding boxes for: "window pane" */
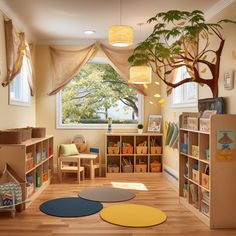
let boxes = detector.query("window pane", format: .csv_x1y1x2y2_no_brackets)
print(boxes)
9,56,30,106
61,64,139,124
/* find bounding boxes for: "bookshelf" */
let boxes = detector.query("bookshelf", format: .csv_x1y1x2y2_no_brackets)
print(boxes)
105,133,163,174
0,135,54,208
179,114,236,228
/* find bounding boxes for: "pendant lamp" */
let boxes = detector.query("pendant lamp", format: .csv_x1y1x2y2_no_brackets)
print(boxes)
129,66,152,84
108,0,133,47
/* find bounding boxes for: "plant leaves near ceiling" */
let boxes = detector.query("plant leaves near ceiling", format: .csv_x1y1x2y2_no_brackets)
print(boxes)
129,9,236,98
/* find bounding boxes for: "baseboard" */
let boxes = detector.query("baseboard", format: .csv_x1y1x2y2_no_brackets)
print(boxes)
163,165,179,190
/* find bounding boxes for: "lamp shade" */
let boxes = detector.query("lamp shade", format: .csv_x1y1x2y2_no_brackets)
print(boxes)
109,25,133,47
129,66,152,84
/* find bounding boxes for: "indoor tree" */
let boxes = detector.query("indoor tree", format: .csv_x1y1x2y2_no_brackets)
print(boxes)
128,10,235,98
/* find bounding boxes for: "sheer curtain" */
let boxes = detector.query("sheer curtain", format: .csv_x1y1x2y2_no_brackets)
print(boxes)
49,43,146,95
2,19,34,95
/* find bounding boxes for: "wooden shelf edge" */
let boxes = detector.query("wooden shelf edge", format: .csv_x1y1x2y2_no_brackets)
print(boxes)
179,197,210,226
26,178,51,208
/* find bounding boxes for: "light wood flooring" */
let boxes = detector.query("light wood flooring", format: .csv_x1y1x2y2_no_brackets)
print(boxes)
0,173,236,236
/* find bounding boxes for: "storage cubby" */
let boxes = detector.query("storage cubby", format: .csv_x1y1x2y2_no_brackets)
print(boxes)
180,130,188,154
107,156,120,173
136,135,148,154
0,135,54,208
199,133,210,162
179,154,188,198
121,156,134,173
179,114,236,228
188,132,199,158
105,133,163,174
135,156,148,173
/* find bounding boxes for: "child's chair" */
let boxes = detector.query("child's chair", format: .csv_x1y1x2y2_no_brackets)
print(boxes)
57,144,85,183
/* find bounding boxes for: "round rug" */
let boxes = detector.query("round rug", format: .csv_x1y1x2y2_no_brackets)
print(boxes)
39,197,103,218
100,204,167,227
78,187,135,203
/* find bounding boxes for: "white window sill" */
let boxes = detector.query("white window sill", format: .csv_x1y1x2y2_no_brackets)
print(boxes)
56,123,138,130
172,102,198,108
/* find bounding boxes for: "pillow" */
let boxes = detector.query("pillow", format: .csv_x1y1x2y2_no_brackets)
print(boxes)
60,144,79,156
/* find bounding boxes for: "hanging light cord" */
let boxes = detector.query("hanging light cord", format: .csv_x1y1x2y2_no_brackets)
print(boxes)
120,0,122,25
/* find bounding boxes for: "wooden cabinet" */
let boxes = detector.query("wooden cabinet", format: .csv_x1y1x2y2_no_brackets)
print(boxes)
105,133,163,174
0,135,54,208
179,114,236,228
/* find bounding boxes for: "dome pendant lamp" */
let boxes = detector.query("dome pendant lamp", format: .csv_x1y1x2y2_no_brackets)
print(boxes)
129,66,152,84
108,0,133,47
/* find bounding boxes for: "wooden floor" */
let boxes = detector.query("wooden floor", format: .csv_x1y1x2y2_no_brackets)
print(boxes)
0,173,236,236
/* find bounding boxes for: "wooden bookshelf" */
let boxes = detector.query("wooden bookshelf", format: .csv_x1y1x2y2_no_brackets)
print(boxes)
179,114,236,228
0,135,54,208
105,133,163,175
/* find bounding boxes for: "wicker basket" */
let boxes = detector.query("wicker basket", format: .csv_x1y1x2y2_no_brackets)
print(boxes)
150,146,162,154
122,147,133,154
135,164,147,173
108,147,119,154
122,165,133,173
136,146,148,154
150,162,162,172
108,166,119,173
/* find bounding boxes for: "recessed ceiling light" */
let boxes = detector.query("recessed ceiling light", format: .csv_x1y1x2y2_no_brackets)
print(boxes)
83,30,96,35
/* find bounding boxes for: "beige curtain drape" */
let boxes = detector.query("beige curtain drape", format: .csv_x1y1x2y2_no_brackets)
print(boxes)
2,20,34,95
49,44,97,95
100,44,146,95
49,43,146,95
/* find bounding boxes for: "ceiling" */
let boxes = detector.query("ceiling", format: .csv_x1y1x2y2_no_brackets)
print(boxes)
0,0,227,44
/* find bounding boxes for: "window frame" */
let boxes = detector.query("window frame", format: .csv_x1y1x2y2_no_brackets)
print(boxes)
9,56,31,107
172,67,198,108
56,84,144,130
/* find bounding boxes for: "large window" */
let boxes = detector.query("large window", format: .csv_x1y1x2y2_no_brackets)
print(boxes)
9,56,31,106
57,63,143,129
172,66,198,108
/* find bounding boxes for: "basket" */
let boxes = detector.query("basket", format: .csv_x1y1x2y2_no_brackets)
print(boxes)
150,162,162,172
122,165,133,173
135,164,147,173
32,127,46,138
0,130,22,144
136,146,148,154
150,146,162,154
122,146,133,154
108,147,119,154
108,166,119,173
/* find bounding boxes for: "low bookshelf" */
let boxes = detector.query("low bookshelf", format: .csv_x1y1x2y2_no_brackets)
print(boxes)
105,133,163,175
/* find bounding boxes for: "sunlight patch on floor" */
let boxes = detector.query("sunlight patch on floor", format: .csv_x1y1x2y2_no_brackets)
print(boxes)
111,182,148,191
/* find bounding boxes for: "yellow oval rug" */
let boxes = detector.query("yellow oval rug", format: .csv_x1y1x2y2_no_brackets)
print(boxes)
100,204,167,227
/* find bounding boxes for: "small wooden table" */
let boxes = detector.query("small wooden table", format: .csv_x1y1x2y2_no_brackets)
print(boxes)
78,153,97,179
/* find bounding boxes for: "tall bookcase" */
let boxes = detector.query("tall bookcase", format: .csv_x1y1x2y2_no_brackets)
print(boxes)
105,133,163,174
0,135,54,208
179,114,236,228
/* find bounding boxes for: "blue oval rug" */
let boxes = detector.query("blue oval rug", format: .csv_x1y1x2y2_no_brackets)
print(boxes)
39,197,103,218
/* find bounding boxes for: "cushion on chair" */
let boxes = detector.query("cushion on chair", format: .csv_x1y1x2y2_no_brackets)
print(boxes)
60,144,79,156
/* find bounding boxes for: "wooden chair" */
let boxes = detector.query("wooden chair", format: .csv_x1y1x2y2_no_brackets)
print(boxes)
57,146,85,183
